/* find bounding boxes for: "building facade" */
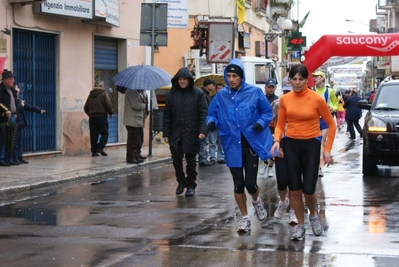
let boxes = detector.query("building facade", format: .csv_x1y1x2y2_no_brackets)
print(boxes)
0,0,145,156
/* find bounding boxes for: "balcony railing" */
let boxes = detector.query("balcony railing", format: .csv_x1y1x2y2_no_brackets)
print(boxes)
270,0,293,9
378,0,399,9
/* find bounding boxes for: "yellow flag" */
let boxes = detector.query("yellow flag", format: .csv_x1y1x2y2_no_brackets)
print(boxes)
237,0,245,25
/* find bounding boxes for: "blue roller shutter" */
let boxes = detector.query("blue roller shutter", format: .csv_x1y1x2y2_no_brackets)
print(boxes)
94,37,118,143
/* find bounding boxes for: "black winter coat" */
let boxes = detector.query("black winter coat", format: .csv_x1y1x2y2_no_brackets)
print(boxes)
15,100,42,129
0,83,18,124
343,93,362,121
163,67,208,155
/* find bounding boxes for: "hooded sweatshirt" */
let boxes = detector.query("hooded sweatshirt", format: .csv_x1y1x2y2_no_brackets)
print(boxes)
84,87,113,117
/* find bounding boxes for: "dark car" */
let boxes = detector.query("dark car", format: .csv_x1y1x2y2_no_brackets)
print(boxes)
357,80,399,176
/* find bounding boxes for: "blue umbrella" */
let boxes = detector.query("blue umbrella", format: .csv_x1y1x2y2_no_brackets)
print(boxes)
111,64,171,91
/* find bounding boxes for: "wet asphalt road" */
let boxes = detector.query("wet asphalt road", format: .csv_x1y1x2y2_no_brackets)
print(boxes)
1,130,399,267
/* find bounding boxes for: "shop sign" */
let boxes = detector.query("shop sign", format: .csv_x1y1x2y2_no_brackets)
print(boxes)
94,0,120,27
37,0,93,19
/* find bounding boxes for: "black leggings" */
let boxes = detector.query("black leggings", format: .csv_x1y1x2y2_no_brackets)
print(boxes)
283,137,321,195
229,146,259,194
275,157,288,191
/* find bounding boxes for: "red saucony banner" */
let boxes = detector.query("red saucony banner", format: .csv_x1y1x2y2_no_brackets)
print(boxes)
302,34,399,86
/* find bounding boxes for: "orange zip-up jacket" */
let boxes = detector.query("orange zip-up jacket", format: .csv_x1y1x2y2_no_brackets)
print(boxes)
274,86,336,152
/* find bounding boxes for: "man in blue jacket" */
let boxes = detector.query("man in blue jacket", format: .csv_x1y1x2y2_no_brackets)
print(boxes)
205,58,273,233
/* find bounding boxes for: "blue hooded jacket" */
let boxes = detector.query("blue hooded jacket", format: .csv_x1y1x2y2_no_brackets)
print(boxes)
206,58,273,167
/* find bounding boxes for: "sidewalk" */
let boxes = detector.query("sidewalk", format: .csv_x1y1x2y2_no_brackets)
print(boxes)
0,142,172,195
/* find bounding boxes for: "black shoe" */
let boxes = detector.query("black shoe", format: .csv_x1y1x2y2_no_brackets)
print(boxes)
0,161,10,167
9,161,20,166
135,157,144,163
185,188,195,197
199,161,212,167
176,183,185,195
218,159,226,164
138,155,147,160
127,159,142,164
97,150,108,156
92,153,99,157
20,159,29,164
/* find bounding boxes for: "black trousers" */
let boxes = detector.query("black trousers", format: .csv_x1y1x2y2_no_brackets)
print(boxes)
126,126,140,161
347,119,363,139
172,141,197,189
89,115,109,154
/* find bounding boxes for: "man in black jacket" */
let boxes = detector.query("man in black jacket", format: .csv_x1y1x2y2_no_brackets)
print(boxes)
163,67,208,197
343,89,363,140
0,70,19,167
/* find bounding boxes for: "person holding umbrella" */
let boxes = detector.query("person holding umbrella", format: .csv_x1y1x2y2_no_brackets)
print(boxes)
123,88,147,164
163,67,208,197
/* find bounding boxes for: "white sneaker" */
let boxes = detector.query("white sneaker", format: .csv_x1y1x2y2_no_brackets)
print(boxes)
289,210,298,224
267,167,274,177
253,201,267,221
237,218,251,232
274,198,289,219
291,225,306,241
259,163,268,175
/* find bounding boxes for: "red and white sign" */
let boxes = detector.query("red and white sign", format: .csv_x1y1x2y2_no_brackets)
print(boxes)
302,34,399,86
209,43,231,61
207,22,234,64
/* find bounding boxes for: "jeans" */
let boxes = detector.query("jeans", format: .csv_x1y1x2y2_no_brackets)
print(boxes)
208,129,224,161
12,128,23,162
199,135,209,163
0,129,5,162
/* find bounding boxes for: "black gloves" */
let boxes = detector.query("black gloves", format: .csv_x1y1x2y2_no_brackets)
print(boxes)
207,122,216,133
252,123,263,132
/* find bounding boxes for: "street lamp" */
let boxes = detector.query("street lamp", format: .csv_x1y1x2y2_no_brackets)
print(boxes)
264,18,293,41
345,19,380,33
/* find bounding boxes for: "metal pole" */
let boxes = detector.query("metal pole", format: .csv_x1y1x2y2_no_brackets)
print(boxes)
148,1,155,156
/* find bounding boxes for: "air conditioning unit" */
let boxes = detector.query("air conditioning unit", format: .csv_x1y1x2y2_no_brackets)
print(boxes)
9,0,46,4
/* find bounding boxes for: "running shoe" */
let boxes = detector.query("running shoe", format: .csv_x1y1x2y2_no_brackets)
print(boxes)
291,225,306,241
310,215,324,236
237,218,251,233
274,198,289,219
253,201,267,221
259,163,268,175
318,168,324,177
267,167,274,177
289,210,298,224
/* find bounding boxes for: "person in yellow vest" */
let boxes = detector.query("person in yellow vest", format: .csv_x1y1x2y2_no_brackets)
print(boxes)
312,71,338,177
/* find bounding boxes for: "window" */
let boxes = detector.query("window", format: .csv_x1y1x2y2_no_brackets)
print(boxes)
254,64,274,84
255,0,267,10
